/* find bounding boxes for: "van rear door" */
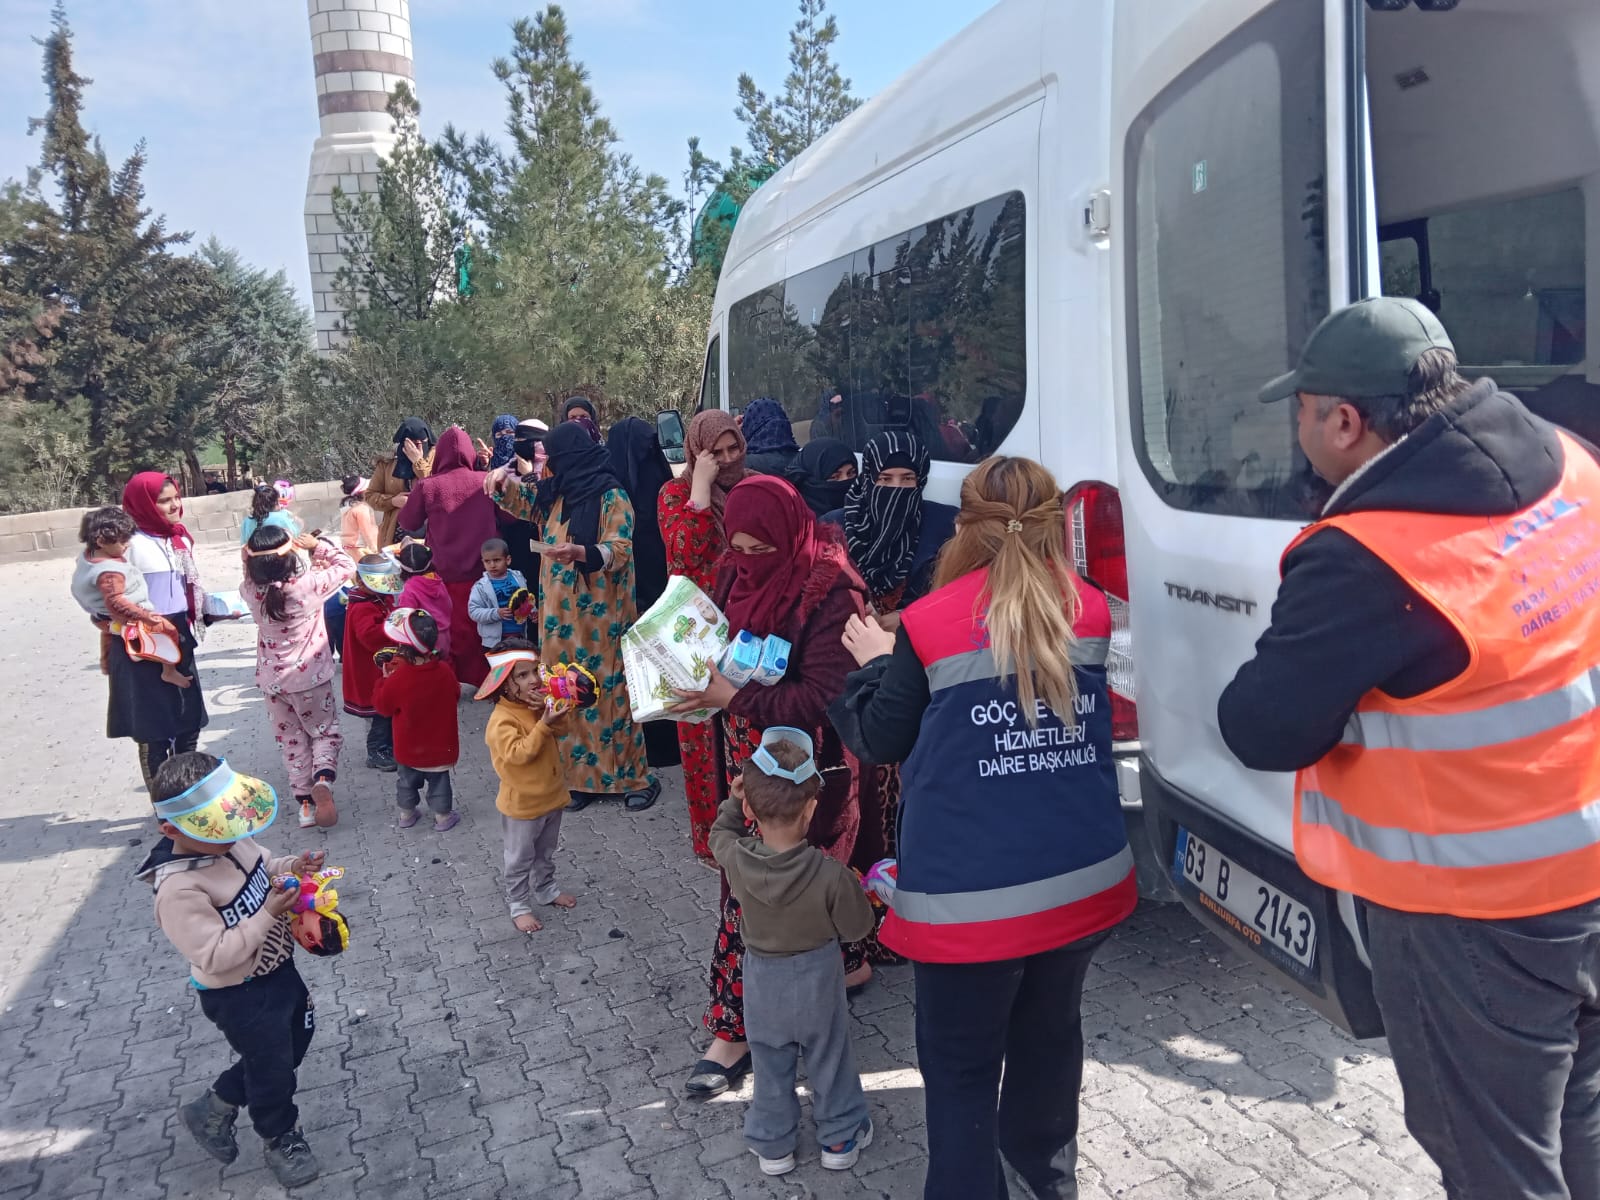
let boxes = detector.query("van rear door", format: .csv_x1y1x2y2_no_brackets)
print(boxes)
1109,0,1383,1036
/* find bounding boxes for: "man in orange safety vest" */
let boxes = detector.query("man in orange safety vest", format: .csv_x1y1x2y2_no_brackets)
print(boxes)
1220,297,1600,1200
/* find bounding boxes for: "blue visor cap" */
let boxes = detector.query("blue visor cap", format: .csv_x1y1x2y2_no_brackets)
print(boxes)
749,726,819,784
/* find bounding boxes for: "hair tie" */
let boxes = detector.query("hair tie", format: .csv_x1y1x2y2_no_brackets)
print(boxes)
243,540,297,559
1005,519,1023,534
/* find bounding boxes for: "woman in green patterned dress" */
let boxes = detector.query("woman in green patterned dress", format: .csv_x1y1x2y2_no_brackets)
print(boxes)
487,421,659,811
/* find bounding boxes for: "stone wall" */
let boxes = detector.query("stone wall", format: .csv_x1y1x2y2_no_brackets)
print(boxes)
0,481,346,566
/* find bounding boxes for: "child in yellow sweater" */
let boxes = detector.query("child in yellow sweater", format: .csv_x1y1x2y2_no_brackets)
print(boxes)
475,637,589,933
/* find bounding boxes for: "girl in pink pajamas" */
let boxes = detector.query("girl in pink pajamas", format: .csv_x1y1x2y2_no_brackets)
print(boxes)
242,524,355,830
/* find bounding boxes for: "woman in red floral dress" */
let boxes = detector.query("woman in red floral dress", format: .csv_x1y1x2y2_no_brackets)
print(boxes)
669,476,869,1097
657,410,751,863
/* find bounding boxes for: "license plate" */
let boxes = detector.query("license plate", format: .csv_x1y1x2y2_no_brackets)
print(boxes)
1173,827,1318,972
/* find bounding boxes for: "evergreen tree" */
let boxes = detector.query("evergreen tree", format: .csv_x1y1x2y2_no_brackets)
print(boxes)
436,5,684,408
688,0,860,276
0,6,215,491
332,83,467,334
171,240,313,490
732,0,861,170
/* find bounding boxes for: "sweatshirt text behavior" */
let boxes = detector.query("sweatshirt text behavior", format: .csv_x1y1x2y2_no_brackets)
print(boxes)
709,793,874,956
136,837,299,990
485,698,569,821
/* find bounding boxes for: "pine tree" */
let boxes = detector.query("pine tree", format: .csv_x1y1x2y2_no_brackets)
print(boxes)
687,0,860,276
733,0,861,170
435,5,684,408
0,6,215,492
332,83,467,334
171,240,313,490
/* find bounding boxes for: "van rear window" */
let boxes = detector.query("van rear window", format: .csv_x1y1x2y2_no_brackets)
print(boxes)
1125,1,1328,520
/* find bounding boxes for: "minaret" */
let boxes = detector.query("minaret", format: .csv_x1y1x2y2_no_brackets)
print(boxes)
303,0,415,352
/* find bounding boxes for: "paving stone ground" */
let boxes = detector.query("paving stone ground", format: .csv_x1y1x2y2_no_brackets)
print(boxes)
0,544,1446,1199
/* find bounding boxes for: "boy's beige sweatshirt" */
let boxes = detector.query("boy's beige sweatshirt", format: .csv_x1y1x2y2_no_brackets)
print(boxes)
136,836,299,989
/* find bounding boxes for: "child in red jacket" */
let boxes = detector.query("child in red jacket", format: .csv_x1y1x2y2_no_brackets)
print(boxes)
372,608,461,831
343,554,400,772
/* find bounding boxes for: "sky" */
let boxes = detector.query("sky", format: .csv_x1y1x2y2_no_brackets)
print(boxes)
0,0,988,307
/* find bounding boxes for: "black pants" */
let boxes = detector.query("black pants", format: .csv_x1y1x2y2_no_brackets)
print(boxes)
1367,900,1600,1200
323,592,346,662
913,932,1107,1200
197,961,315,1140
366,714,393,758
138,731,200,795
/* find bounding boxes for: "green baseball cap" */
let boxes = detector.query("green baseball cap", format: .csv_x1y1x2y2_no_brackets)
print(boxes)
1259,296,1454,404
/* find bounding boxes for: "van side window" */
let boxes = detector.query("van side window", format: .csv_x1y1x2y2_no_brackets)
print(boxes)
724,192,1027,462
1126,1,1327,520
698,334,721,414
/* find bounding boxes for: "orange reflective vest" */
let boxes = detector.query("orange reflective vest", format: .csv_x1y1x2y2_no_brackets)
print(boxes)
1286,432,1600,918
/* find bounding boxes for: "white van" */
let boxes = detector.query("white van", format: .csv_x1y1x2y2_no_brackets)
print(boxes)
692,0,1595,1038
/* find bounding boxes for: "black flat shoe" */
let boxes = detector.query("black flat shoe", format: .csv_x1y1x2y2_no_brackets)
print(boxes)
625,780,661,812
566,791,597,812
684,1052,751,1098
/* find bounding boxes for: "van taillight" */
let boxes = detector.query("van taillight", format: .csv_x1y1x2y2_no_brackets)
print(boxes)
1064,481,1138,742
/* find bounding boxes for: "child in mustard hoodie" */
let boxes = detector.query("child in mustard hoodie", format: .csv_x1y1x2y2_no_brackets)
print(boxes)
475,637,590,933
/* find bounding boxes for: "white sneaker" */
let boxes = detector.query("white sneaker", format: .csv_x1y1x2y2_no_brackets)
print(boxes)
820,1119,873,1170
298,801,316,829
750,1148,795,1177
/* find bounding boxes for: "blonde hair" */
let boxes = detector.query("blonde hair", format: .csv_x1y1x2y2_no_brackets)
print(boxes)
933,457,1080,725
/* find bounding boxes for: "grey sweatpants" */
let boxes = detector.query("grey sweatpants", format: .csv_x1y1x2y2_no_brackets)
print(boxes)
502,811,564,917
1367,899,1600,1200
743,940,869,1159
397,765,453,815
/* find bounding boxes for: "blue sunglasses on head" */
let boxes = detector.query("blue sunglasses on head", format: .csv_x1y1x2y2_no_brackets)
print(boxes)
749,726,819,784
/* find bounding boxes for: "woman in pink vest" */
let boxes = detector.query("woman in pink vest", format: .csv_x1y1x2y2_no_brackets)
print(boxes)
830,456,1136,1200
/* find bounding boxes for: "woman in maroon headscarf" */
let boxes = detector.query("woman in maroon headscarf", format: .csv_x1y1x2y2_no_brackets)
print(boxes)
657,410,752,862
397,426,500,688
668,475,869,1097
115,472,210,788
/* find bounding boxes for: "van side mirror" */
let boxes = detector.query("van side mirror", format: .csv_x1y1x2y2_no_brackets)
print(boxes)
657,409,687,464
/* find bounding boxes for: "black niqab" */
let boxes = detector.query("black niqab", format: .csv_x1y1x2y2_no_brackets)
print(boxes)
545,420,624,554
392,416,435,481
788,438,857,517
606,417,674,609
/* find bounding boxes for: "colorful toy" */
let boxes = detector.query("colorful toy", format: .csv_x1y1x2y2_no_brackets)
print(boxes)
272,866,351,956
540,661,598,717
507,587,536,625
860,858,898,908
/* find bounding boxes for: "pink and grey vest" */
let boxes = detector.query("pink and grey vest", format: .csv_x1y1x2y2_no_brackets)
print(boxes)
885,567,1137,963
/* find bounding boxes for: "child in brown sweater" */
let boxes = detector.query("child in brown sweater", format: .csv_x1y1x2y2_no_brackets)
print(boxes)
477,637,582,933
710,728,875,1178
138,752,325,1188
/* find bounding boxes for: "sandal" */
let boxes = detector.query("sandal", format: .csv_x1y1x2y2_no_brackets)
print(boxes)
684,1051,751,1099
625,780,661,812
397,809,420,829
566,791,598,812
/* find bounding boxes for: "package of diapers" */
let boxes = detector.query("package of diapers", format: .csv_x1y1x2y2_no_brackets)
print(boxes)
622,576,731,724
